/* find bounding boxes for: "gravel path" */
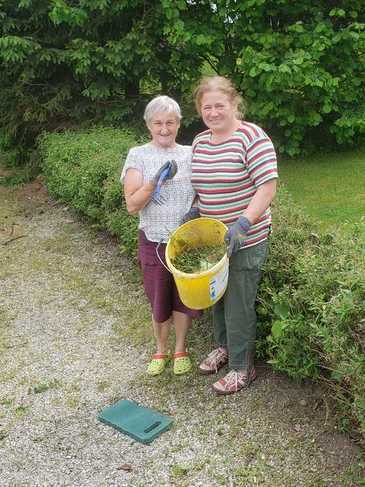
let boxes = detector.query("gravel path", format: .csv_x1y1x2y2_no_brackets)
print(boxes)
0,178,363,486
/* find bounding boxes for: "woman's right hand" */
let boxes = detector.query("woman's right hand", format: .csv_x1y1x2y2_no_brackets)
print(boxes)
182,207,200,223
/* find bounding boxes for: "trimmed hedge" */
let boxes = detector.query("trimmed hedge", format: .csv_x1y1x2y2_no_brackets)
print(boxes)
39,127,143,255
259,194,365,440
40,127,365,445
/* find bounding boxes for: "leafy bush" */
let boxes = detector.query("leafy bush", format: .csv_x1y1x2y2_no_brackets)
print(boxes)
257,191,365,441
39,127,143,255
40,127,365,444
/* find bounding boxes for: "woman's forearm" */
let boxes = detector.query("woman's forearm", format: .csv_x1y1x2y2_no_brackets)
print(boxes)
125,181,156,214
243,180,277,224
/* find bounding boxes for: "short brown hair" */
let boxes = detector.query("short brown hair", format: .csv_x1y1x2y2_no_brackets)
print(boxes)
193,76,245,119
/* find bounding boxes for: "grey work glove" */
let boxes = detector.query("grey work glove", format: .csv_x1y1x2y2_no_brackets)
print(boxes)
224,216,252,257
152,160,177,186
182,207,200,223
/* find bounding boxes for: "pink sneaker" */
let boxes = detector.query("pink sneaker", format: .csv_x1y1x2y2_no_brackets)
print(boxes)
212,368,256,395
198,347,228,375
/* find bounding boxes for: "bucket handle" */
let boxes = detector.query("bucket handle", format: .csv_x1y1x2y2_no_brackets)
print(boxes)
156,241,172,273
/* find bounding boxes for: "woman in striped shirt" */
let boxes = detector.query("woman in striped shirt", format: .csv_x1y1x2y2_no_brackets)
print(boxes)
186,76,278,394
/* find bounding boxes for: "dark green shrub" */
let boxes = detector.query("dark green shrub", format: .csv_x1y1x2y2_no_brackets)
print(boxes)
0,0,201,163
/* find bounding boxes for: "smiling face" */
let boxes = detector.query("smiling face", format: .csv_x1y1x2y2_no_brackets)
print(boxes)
147,111,180,148
200,90,238,135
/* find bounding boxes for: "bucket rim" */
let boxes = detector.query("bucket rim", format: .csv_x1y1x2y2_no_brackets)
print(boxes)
175,216,228,232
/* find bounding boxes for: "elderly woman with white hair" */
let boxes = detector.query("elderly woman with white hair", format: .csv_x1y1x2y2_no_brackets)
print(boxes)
121,95,201,376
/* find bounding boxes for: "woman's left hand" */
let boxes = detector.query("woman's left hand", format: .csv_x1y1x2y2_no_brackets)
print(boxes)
152,160,177,185
224,216,251,257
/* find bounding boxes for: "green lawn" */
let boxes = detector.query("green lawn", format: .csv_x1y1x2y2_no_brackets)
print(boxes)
279,147,365,231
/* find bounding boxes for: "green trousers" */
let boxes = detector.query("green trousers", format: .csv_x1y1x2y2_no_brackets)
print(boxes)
213,240,268,370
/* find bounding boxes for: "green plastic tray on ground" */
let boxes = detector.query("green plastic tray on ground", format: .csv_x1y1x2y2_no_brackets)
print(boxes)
98,399,173,444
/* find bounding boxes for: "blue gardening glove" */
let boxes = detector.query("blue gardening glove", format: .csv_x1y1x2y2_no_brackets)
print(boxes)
224,216,252,257
182,207,200,223
152,160,177,185
150,160,178,205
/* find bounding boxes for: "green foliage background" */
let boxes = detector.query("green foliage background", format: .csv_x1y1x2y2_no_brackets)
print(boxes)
1,0,365,161
40,127,365,445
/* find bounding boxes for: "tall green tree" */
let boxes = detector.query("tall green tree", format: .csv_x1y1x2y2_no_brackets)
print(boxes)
162,0,365,154
0,0,202,161
1,0,364,159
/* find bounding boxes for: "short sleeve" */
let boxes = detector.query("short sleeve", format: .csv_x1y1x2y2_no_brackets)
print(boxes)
246,135,278,187
192,137,199,155
120,147,144,183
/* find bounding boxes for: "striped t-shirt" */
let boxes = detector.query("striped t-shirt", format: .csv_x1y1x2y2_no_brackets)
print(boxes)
191,122,278,248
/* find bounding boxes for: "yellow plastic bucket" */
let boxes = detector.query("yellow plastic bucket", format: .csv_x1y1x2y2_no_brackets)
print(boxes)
165,218,229,310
